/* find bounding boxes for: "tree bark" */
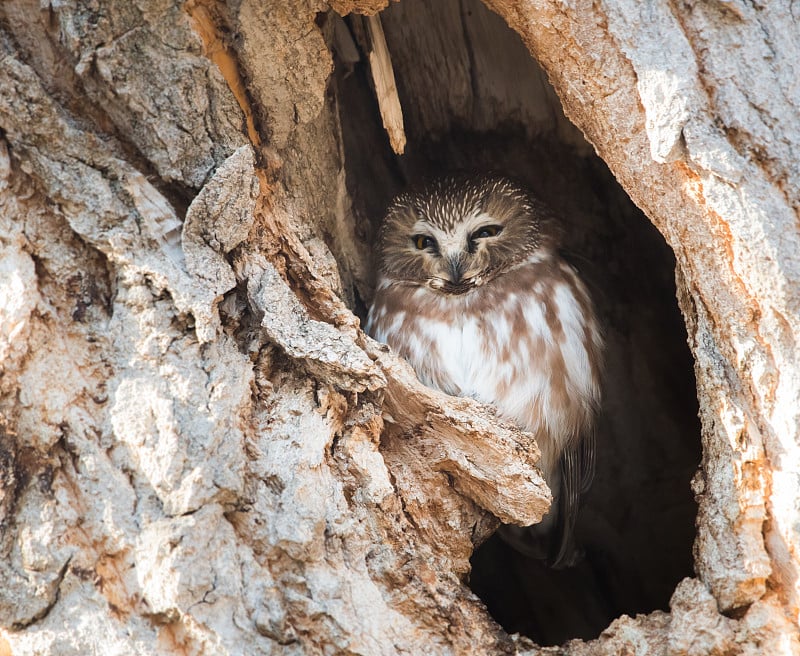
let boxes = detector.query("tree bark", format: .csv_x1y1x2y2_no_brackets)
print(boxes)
0,1,798,655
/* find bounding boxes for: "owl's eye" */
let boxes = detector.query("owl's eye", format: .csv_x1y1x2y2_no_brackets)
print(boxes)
472,225,503,240
413,234,437,251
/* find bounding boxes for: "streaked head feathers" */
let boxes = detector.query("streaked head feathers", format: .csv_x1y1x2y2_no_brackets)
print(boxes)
378,174,558,294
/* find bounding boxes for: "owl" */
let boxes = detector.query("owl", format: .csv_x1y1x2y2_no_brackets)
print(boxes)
366,174,603,567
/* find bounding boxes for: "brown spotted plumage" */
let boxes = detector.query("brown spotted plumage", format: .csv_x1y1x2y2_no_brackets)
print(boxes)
367,174,603,566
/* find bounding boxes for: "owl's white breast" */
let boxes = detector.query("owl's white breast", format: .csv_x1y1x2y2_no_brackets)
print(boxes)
367,259,602,480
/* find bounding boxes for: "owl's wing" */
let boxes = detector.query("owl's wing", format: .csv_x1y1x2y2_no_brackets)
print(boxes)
550,428,596,568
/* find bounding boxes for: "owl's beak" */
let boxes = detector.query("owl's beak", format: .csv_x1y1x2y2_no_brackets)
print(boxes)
447,256,465,284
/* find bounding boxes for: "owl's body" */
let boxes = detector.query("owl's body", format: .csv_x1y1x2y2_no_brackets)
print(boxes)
367,175,603,565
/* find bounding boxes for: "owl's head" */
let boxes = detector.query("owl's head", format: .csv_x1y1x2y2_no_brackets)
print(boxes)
377,174,557,294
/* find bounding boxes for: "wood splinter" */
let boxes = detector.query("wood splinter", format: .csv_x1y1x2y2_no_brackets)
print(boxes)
364,13,407,155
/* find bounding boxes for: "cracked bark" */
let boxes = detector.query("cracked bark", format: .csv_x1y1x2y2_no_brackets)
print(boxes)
1,0,798,654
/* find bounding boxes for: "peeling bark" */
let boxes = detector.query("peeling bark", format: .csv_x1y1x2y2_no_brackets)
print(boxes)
0,0,798,655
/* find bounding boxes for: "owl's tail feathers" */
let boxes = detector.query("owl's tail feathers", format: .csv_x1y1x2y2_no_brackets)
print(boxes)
549,429,596,568
496,429,596,568
577,427,596,494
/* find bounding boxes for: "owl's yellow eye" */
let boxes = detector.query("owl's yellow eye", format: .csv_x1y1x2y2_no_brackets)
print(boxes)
413,234,437,251
472,225,502,240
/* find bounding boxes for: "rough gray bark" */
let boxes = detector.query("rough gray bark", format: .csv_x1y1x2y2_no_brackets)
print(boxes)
484,0,800,632
0,0,798,655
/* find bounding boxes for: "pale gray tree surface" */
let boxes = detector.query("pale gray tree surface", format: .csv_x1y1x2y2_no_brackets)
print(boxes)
0,0,798,654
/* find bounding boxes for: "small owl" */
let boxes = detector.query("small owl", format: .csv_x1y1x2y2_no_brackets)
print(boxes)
366,174,603,566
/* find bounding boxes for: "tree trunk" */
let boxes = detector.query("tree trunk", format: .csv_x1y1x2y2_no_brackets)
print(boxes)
1,0,798,654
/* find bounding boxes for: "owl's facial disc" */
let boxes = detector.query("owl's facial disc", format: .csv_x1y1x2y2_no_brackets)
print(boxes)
411,213,505,293
378,175,552,294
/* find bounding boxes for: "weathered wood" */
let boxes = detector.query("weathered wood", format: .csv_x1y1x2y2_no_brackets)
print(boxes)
0,0,798,654
486,0,800,635
363,14,407,154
